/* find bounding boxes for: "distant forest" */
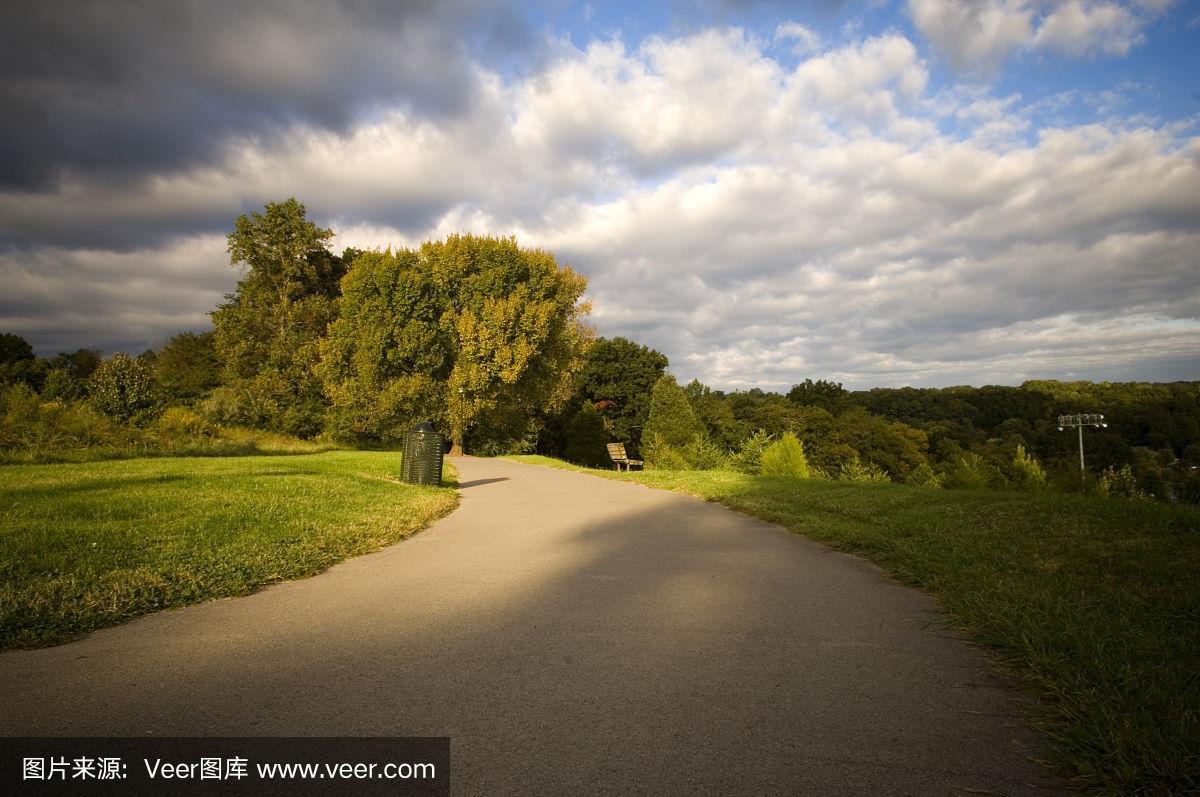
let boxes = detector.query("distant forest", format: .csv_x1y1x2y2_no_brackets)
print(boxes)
540,340,1199,503
2,199,1196,503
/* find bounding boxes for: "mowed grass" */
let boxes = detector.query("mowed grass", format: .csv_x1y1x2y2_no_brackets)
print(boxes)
508,455,1200,795
1,451,458,649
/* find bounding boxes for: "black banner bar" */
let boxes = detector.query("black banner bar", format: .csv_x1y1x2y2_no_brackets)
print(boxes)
0,737,450,796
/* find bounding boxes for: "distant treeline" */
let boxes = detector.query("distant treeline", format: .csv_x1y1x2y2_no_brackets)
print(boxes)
535,350,1200,504
1,198,1196,502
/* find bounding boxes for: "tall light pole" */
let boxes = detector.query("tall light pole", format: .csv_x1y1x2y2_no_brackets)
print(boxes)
1058,413,1108,472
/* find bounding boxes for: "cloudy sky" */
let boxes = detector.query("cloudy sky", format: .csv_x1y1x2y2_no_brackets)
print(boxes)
2,0,1198,390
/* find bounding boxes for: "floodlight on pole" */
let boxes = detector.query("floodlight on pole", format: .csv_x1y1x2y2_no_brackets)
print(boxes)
1057,413,1108,472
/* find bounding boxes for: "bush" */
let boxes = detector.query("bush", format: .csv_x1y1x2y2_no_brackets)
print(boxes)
1098,464,1147,500
643,434,693,470
837,454,890,483
202,372,326,438
904,462,942,487
731,430,773,474
563,403,612,468
0,384,127,458
941,452,1002,490
761,432,811,479
682,435,728,470
89,353,163,424
151,407,219,442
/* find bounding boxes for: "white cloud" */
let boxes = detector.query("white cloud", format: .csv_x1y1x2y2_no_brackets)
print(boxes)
1033,1,1143,56
3,26,1197,388
908,0,1033,75
774,21,822,55
908,0,1173,75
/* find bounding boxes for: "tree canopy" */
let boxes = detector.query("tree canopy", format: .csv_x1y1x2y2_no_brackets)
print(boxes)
209,198,346,437
319,235,590,452
155,331,220,404
574,336,668,456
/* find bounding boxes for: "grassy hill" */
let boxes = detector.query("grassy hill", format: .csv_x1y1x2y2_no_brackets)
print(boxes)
1,451,457,649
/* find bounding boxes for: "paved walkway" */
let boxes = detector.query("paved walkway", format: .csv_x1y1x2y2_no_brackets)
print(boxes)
0,457,1061,794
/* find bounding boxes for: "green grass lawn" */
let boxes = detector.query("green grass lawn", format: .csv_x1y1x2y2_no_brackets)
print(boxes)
508,455,1200,795
1,451,457,649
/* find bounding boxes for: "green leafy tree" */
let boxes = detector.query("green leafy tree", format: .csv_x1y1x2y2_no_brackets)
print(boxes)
318,248,447,443
787,378,850,413
833,408,928,480
209,198,346,437
89,353,163,424
319,236,589,453
0,333,45,389
760,432,811,479
574,336,668,456
0,333,33,365
38,348,102,401
683,379,745,451
434,236,589,455
46,348,102,382
156,331,220,404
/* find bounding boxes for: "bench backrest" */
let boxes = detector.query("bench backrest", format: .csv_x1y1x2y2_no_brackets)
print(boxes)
607,442,628,460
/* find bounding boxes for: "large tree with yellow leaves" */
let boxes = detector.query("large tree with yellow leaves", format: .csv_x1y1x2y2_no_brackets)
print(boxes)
319,235,590,454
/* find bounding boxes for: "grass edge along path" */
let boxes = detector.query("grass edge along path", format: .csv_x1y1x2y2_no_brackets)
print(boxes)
506,455,1200,795
1,451,458,650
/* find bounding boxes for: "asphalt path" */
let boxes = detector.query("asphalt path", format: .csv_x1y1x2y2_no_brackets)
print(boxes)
0,456,1062,795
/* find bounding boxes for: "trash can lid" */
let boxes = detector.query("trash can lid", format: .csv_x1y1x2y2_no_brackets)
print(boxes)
410,421,437,433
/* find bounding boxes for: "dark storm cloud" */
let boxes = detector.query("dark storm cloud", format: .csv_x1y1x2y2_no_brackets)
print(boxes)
0,0,535,191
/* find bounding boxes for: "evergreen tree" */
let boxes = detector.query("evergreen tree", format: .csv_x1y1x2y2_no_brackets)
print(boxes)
563,402,611,468
760,432,811,479
642,374,706,467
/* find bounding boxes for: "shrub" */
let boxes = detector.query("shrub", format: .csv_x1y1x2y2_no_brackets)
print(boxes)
151,407,218,442
682,435,728,470
904,462,942,487
643,434,692,470
941,452,1002,490
1098,464,1146,500
0,384,127,458
837,454,890,483
761,432,811,479
89,353,163,424
731,430,773,474
40,368,87,401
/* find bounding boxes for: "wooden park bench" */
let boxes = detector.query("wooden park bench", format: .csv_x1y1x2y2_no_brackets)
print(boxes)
606,442,643,472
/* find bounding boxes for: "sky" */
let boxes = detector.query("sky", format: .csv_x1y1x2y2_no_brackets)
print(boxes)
1,0,1198,391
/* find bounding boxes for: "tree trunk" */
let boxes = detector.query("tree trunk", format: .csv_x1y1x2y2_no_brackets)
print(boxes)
449,431,464,457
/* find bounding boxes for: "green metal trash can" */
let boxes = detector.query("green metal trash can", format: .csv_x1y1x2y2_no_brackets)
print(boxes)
401,422,444,486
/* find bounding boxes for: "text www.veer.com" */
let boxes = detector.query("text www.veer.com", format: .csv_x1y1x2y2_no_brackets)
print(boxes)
255,761,436,780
